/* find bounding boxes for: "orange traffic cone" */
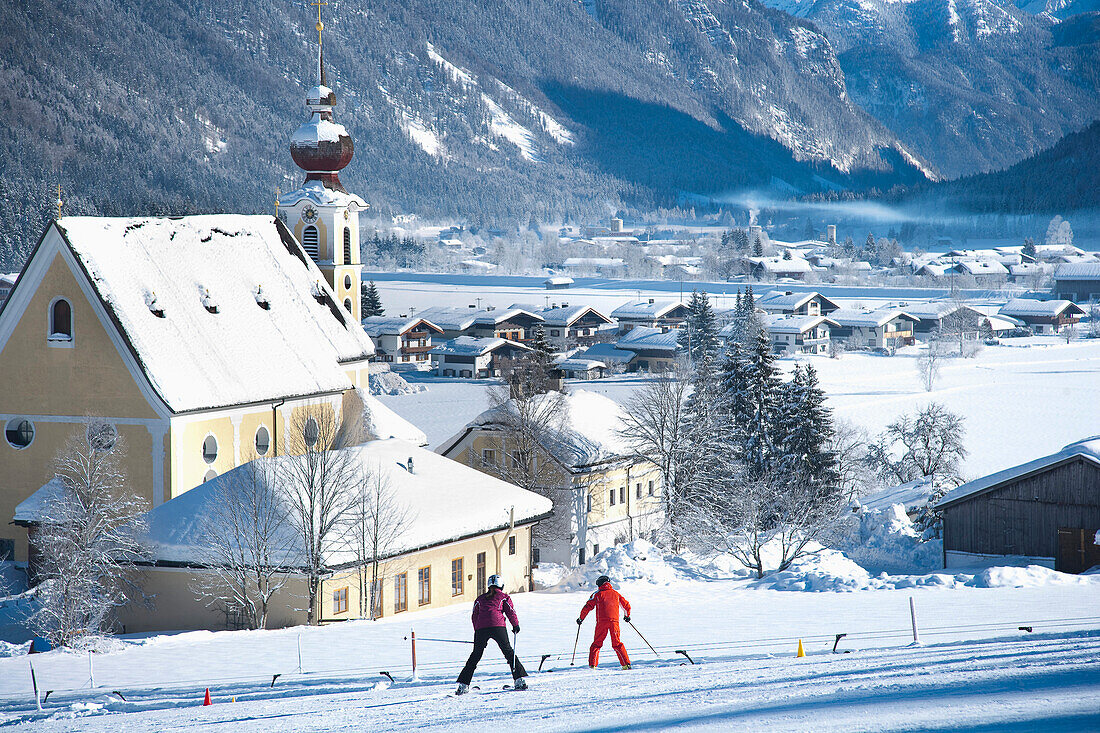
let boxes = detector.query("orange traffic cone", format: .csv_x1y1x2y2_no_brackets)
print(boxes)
203,688,212,706
796,639,805,658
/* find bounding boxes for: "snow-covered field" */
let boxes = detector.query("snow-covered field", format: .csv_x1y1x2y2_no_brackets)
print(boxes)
2,542,1099,731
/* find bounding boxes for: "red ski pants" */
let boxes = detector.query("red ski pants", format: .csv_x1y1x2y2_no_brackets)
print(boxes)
589,620,630,667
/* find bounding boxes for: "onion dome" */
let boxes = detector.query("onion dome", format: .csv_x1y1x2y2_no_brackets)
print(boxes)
290,49,354,193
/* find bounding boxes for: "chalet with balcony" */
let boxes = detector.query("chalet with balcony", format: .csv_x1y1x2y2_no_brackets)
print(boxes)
756,290,840,317
760,314,838,355
998,298,1085,335
611,300,690,334
361,316,444,368
416,306,545,343
511,303,614,349
829,308,918,350
614,326,680,372
903,302,985,339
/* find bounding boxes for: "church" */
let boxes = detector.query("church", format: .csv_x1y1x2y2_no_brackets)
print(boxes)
0,19,549,630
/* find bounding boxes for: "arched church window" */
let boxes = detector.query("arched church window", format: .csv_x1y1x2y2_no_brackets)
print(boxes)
343,228,352,264
301,226,320,259
49,298,72,342
343,298,353,313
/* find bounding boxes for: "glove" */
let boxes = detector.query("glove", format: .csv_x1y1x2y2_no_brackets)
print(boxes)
576,618,583,625
624,616,631,623
512,626,520,634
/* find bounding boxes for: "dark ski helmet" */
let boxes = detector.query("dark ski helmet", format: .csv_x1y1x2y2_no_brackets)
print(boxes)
487,574,505,590
595,575,611,587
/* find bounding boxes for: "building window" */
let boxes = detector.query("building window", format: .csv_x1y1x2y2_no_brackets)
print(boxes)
255,426,271,456
586,494,592,513
48,298,73,342
343,228,352,264
303,417,319,448
394,573,408,613
204,469,217,482
476,552,486,594
648,480,655,496
636,483,642,499
418,566,431,606
4,418,34,449
202,434,218,463
579,547,586,565
619,486,626,504
333,587,349,615
592,543,599,556
510,450,526,470
343,298,353,313
301,225,320,259
509,536,517,555
550,330,560,337
609,489,615,506
451,558,464,596
532,547,540,565
344,274,352,291
481,449,496,466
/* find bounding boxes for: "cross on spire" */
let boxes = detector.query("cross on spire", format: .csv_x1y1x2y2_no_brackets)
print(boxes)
311,0,328,86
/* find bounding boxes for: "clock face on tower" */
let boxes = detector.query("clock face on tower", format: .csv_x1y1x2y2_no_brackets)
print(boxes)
302,206,318,224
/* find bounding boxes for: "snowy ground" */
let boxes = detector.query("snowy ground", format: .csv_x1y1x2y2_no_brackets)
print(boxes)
2,560,1098,731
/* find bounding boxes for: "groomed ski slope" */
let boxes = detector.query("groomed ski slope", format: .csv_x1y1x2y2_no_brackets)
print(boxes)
2,575,1098,731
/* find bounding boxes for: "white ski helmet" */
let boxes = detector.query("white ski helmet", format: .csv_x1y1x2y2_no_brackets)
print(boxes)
487,574,505,590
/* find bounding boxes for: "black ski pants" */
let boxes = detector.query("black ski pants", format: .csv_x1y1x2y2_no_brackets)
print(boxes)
457,626,527,685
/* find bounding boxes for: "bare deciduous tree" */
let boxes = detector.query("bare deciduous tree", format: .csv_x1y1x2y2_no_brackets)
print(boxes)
830,418,873,499
192,456,298,630
349,466,414,619
280,406,360,625
31,419,151,647
916,341,946,392
866,403,968,487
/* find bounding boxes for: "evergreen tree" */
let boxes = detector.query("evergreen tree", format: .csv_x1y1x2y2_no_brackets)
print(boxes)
752,236,763,256
529,323,555,366
1022,237,1036,259
361,281,385,318
740,328,782,476
774,365,839,501
678,290,719,365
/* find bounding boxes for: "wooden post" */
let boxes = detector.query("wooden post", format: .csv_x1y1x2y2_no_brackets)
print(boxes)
909,596,920,645
411,630,417,680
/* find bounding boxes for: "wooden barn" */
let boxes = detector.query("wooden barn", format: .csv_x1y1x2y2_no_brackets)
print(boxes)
936,437,1100,573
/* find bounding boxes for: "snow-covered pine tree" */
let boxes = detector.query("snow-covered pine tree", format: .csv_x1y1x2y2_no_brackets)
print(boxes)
740,327,782,476
775,364,839,502
678,290,720,366
529,323,555,368
361,281,385,317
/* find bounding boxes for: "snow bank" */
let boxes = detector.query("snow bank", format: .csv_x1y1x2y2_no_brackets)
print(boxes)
834,504,942,575
0,640,30,658
368,369,425,396
551,540,746,592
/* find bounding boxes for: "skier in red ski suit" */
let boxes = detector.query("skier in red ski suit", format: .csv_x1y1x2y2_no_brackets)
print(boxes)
577,575,631,668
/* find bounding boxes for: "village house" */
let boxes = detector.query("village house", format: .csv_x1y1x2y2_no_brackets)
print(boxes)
361,315,443,368
0,273,17,305
950,259,1009,286
614,326,681,372
510,302,615,349
937,437,1100,573
611,299,690,334
438,391,664,569
998,298,1085,334
544,276,573,290
415,305,545,343
554,356,607,380
429,336,533,378
756,290,841,317
571,342,636,372
759,314,837,356
903,301,985,340
748,256,813,281
828,308,918,350
1052,263,1100,303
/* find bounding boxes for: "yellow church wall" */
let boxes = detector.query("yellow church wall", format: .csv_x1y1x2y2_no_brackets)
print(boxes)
292,218,330,261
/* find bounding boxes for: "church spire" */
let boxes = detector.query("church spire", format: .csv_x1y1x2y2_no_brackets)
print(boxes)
313,0,327,87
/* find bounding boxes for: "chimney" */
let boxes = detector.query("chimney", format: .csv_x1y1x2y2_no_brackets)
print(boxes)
407,457,414,474
827,225,837,245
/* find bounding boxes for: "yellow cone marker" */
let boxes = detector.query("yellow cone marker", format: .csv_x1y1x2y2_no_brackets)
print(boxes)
797,639,805,657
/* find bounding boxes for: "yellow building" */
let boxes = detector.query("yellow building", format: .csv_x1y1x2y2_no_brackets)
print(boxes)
0,214,393,565
114,439,550,632
438,390,665,568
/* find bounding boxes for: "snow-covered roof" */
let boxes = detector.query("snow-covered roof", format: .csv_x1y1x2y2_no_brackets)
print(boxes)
902,301,980,320
937,437,1100,509
916,263,951,277
291,117,349,146
982,313,1025,330
999,298,1084,318
0,272,17,287
1009,264,1051,277
143,438,553,567
829,308,917,328
1054,263,1100,281
556,357,606,372
12,477,68,524
356,388,428,446
563,257,625,268
457,390,630,467
509,303,613,328
429,336,530,357
757,290,839,312
574,343,635,365
751,257,813,274
544,276,573,286
763,314,836,334
56,216,375,413
278,179,367,209
616,326,680,352
858,477,934,513
417,306,544,331
954,260,1009,276
610,300,687,320
360,316,443,337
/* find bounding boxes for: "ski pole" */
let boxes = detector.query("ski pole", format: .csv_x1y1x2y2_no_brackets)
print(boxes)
628,620,659,657
570,623,581,666
511,630,520,678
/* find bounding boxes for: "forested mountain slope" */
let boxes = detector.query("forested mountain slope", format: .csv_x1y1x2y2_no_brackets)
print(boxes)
0,0,926,269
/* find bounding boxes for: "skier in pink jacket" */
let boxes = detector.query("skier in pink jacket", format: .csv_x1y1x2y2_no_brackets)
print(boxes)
455,575,528,694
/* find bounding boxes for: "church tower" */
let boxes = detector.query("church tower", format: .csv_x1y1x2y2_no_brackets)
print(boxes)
279,6,365,322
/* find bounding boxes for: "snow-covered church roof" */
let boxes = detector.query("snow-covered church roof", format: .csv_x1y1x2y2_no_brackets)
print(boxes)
55,215,375,412
144,438,552,567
